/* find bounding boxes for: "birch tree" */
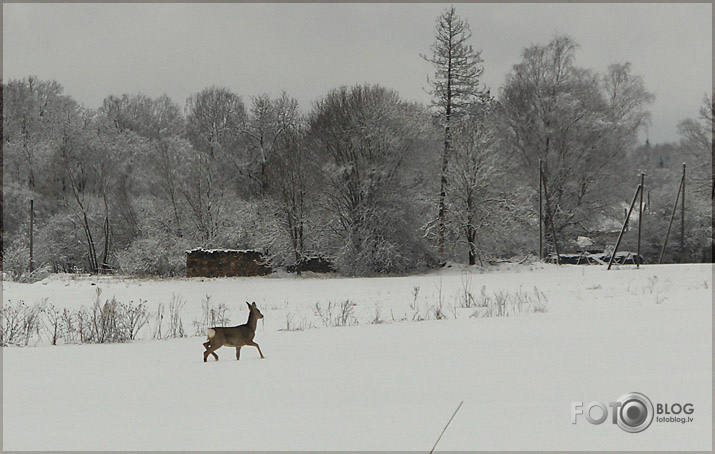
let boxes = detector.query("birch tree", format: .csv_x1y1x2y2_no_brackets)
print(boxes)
499,35,654,252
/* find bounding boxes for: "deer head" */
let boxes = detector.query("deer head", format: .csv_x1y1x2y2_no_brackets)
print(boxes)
246,301,264,319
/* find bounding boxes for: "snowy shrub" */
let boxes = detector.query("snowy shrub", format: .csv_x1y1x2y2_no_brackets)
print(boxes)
75,306,93,343
334,237,398,276
471,286,548,318
120,299,150,341
409,286,424,321
150,294,186,339
168,295,186,338
371,302,385,324
34,213,88,273
430,301,446,320
332,226,437,276
458,272,477,308
282,302,313,331
2,244,51,283
41,302,62,345
529,287,549,313
477,285,491,308
493,291,508,317
283,309,301,331
313,300,358,327
432,275,446,319
41,291,151,345
192,295,231,336
115,236,187,277
151,304,165,340
87,289,126,343
20,301,42,346
1,299,43,346
2,244,30,281
60,308,77,344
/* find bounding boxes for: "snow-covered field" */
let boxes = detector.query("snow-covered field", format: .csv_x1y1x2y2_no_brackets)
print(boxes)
2,263,712,451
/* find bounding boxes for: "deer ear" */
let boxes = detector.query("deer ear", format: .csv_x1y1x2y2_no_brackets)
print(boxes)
246,302,251,309
251,302,257,308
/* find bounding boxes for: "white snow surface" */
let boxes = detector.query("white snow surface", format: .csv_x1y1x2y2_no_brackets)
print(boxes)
2,263,712,451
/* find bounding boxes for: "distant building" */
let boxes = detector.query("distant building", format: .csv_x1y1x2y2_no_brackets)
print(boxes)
286,256,335,274
185,248,272,278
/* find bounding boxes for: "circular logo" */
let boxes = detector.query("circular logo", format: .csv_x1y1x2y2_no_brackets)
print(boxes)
616,392,654,433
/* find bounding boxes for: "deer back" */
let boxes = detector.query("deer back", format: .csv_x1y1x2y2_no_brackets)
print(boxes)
208,324,254,347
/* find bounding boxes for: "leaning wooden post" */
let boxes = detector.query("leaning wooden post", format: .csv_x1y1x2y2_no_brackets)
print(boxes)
658,171,684,264
538,158,543,261
608,184,642,270
540,167,561,265
637,173,644,268
680,163,686,263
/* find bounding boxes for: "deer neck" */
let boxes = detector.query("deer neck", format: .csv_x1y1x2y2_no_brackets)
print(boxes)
246,311,259,333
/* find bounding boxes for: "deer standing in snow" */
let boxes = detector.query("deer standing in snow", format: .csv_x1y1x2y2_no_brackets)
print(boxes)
203,301,265,362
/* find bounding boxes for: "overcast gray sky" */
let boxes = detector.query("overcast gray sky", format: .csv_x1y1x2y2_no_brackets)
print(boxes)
3,3,711,144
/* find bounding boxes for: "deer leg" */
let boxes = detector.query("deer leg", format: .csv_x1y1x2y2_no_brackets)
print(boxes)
250,341,265,359
202,341,219,361
203,343,221,362
235,346,241,361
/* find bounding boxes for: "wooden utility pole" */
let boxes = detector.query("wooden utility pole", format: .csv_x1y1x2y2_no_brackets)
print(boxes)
608,184,642,270
658,171,684,264
538,158,543,260
637,173,644,268
29,199,35,273
681,163,686,263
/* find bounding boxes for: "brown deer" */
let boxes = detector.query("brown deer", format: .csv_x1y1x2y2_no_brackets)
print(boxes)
203,301,265,362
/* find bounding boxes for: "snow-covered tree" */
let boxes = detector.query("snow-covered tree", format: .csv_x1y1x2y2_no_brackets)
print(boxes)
499,35,654,253
446,100,500,265
309,84,434,274
678,93,713,199
422,5,488,260
262,119,317,268
242,92,301,193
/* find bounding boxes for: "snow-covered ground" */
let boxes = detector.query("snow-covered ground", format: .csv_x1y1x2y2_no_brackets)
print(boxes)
2,263,712,451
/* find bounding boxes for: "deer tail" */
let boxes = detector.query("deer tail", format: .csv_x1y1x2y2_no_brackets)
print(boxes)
206,328,216,340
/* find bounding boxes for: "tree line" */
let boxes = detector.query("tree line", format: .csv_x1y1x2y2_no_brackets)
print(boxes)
2,7,711,278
